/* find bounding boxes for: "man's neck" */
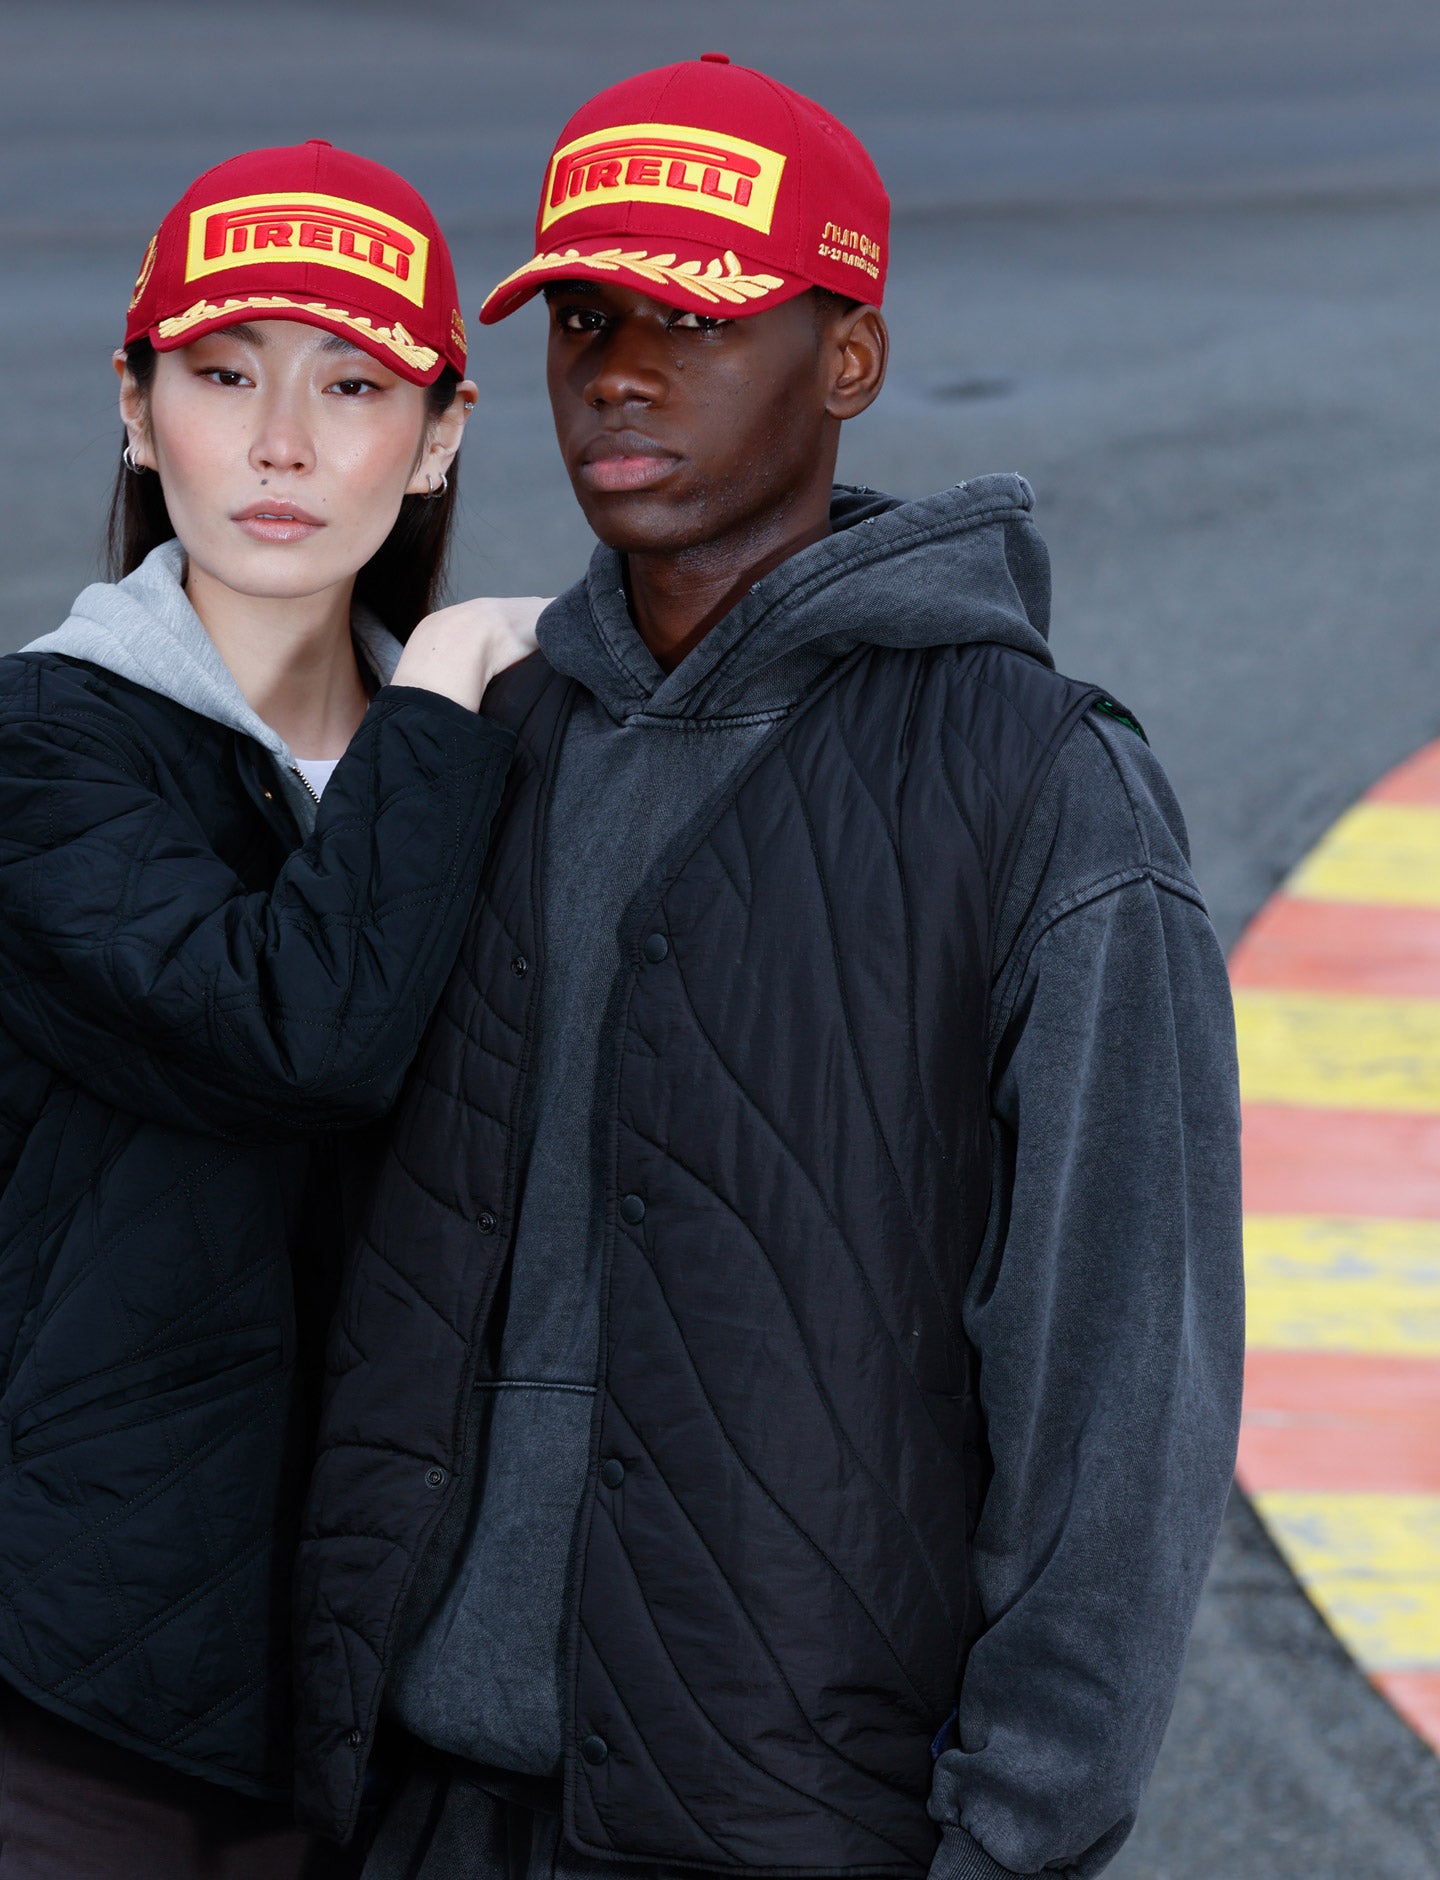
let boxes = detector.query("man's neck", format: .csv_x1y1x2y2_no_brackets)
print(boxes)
626,495,834,674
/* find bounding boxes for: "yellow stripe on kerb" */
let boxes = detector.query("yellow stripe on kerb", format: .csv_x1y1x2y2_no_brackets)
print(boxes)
1254,1493,1440,1669
1234,989,1440,1112
1245,1215,1440,1355
1290,804,1440,908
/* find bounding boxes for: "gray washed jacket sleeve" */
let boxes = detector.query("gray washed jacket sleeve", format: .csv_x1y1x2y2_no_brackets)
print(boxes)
927,712,1244,1880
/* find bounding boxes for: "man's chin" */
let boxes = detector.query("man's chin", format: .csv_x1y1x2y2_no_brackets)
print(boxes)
570,482,710,557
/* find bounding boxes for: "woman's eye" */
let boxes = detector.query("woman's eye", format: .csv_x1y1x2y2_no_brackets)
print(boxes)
329,378,379,397
670,311,729,332
200,368,251,388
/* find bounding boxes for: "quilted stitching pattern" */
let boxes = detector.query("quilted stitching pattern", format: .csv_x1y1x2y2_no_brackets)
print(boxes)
295,648,1101,1865
0,652,513,1791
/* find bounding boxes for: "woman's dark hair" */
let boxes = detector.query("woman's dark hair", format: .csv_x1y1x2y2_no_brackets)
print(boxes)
106,339,463,639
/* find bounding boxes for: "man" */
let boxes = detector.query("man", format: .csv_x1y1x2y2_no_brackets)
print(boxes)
295,55,1243,1880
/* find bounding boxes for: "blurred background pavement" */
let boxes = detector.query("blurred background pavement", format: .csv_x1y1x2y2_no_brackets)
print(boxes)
4,2,1440,1871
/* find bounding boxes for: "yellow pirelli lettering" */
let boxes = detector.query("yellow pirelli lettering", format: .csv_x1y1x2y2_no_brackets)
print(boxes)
185,192,429,307
1234,988,1440,1113
540,121,786,237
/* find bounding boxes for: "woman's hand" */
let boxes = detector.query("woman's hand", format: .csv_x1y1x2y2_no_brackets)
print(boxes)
391,597,548,711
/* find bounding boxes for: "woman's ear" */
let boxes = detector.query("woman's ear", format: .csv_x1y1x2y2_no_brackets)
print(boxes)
406,377,479,496
114,348,153,470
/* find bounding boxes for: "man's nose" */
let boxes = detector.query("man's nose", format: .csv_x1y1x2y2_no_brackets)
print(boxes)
581,322,669,410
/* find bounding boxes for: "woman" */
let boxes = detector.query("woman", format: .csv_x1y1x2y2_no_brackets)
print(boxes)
0,141,537,1875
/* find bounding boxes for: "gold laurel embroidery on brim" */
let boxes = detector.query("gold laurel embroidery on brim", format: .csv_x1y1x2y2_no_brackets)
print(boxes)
495,247,787,307
154,297,439,371
129,235,159,312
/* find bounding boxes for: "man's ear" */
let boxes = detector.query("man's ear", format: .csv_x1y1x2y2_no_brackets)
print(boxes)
824,306,888,421
407,377,480,496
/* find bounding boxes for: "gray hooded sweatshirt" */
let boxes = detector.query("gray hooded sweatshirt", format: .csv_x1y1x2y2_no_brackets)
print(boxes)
23,538,402,826
383,479,1243,1880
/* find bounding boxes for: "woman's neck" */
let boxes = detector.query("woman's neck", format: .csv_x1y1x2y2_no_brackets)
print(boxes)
184,561,370,760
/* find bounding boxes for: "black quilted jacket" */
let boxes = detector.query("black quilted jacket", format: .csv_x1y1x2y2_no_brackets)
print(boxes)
0,652,512,1795
295,638,1105,1869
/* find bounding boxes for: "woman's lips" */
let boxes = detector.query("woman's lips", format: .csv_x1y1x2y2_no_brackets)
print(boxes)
232,502,325,543
577,443,679,494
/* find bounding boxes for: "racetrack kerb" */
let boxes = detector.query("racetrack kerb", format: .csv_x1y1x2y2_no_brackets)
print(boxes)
1233,739,1440,1754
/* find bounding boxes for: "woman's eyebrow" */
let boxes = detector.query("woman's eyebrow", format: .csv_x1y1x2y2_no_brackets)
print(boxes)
318,334,376,361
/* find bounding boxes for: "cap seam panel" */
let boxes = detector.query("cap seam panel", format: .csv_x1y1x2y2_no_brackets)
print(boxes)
754,71,807,273
634,64,691,240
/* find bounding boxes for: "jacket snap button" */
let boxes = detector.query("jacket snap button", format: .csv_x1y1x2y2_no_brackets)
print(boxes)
478,1210,498,1234
581,1733,609,1765
424,1466,447,1489
619,1194,645,1225
601,1458,626,1489
346,1727,363,1749
511,955,528,978
643,932,669,963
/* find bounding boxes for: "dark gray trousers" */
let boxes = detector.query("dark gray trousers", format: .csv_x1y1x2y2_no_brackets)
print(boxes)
0,1683,354,1879
360,1757,697,1880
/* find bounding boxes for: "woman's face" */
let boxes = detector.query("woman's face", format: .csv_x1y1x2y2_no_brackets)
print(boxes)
118,319,471,606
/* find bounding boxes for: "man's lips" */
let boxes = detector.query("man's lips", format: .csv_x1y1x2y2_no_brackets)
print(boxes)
576,433,680,494
231,499,325,543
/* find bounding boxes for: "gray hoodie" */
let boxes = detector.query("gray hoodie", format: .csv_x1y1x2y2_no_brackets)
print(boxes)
382,478,1243,1880
23,539,402,831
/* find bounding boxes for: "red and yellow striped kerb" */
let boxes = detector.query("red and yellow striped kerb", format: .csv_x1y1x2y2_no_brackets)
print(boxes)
1232,740,1440,1753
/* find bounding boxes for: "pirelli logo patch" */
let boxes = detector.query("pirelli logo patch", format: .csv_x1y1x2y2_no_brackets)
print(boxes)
540,121,786,237
185,193,430,307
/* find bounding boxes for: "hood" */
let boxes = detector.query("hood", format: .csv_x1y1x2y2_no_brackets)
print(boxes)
537,474,1054,726
23,539,403,831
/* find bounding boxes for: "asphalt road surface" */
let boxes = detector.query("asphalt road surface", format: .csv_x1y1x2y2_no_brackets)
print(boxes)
4,2,1440,1872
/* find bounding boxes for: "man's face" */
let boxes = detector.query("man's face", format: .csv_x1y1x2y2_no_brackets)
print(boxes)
544,282,840,557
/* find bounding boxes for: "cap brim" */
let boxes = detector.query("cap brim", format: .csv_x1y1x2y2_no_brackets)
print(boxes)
148,294,452,385
478,238,811,325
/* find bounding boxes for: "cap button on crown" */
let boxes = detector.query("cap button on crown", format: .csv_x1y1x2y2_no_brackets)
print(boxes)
699,50,730,63
305,138,333,147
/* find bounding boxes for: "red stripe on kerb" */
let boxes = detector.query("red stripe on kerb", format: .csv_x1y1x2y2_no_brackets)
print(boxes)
1371,1672,1440,1754
1237,1351,1440,1494
1367,743,1440,805
1231,897,1440,997
1243,1106,1440,1217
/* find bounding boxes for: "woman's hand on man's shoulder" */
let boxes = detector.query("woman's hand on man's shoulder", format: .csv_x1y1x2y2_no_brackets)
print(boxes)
391,597,549,712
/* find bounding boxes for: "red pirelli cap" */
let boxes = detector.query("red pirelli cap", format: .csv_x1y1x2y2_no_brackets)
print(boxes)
479,53,888,324
124,140,467,384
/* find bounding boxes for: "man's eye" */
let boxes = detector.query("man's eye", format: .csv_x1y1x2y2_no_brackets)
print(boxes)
669,311,729,332
557,307,607,333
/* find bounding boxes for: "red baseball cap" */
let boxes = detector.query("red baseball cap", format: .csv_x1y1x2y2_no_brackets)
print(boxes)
125,140,467,385
478,53,888,324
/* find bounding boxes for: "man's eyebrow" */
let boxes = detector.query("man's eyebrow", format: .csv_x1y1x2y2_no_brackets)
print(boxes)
542,279,601,299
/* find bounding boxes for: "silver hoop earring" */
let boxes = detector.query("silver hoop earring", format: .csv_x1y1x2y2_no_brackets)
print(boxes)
122,443,146,475
425,471,449,500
